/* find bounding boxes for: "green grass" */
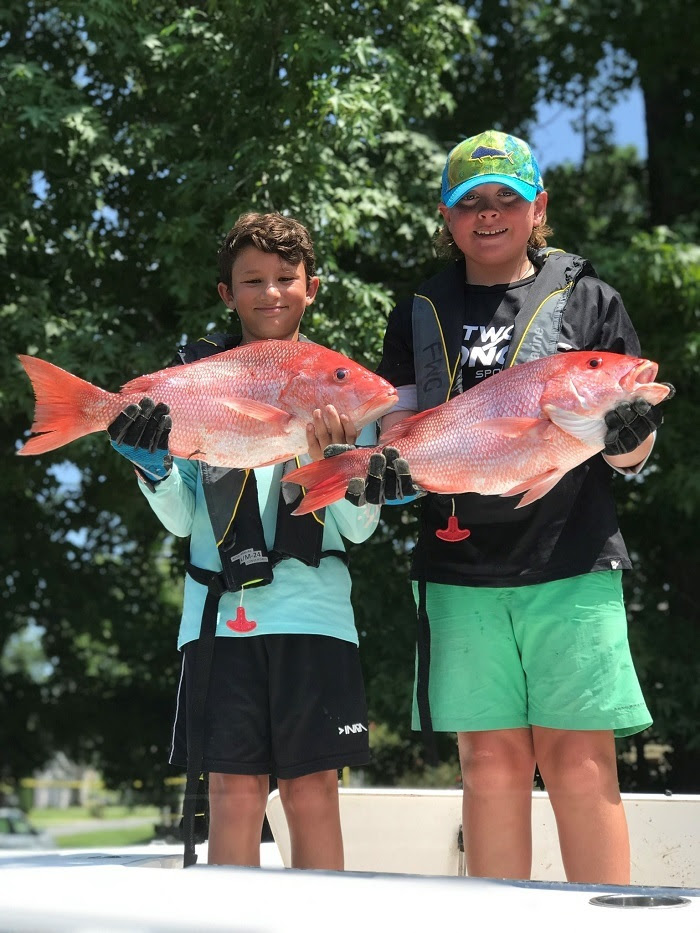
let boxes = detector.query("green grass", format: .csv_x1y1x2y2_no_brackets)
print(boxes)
30,805,160,827
57,825,157,849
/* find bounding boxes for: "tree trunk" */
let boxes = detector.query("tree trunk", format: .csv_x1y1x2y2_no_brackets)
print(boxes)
642,75,696,226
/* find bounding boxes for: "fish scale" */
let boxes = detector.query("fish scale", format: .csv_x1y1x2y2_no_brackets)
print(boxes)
17,340,398,469
285,351,671,513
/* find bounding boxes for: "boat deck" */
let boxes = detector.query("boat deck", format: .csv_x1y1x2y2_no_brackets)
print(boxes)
0,843,698,932
1,789,698,932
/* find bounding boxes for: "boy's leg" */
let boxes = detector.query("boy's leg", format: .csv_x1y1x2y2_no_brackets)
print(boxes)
170,639,276,867
458,728,536,879
269,633,369,872
533,726,630,884
207,772,270,866
278,769,343,870
514,571,649,884
410,582,534,878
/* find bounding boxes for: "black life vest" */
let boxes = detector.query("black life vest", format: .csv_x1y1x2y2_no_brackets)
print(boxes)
412,248,596,411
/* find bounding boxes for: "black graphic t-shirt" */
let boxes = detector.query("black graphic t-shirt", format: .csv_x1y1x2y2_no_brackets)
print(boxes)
376,266,641,587
459,275,535,389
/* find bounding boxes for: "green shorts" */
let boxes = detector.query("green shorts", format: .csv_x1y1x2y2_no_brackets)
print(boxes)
411,571,651,737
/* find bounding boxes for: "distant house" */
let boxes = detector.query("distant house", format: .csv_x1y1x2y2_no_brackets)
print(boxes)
23,753,102,809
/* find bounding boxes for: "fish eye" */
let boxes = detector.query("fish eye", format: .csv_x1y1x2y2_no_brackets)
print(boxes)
587,357,603,368
334,368,350,381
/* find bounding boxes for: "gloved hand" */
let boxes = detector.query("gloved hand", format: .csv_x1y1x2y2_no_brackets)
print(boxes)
324,444,421,507
603,383,675,457
108,397,173,484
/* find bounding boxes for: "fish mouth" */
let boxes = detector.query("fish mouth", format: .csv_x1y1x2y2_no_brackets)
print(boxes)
621,359,658,392
355,387,399,421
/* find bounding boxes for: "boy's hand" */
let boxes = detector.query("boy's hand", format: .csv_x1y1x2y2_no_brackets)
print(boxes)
323,445,421,507
306,405,358,461
603,383,675,456
108,397,173,484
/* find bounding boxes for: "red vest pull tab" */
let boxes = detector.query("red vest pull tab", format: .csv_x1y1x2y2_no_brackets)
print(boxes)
435,515,471,542
226,606,257,633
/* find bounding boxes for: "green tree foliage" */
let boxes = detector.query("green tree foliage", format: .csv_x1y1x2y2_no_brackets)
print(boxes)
594,231,700,789
0,0,473,794
544,143,648,255
528,0,700,225
1,0,698,799
433,1,699,226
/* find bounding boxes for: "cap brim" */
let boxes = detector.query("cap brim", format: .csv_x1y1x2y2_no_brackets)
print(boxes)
442,173,540,206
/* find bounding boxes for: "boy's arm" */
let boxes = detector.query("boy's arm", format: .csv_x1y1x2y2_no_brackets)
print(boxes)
592,285,673,471
570,279,673,473
137,459,198,537
323,420,382,540
375,296,415,387
602,388,674,473
107,397,198,536
326,496,381,543
380,407,416,434
305,404,358,462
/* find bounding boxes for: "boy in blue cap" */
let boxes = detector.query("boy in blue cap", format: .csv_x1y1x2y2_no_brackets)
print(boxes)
362,130,672,883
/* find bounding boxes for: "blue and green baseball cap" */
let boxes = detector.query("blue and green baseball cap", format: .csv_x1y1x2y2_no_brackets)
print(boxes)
441,130,544,206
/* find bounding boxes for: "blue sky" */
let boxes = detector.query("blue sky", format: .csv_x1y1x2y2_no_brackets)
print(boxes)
533,88,647,171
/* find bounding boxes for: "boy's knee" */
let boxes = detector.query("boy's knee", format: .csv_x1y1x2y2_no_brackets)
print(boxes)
278,771,339,815
536,734,619,794
460,739,535,794
209,773,269,815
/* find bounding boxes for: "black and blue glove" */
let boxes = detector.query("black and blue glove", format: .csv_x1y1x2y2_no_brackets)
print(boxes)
108,397,173,486
324,444,421,507
603,383,675,457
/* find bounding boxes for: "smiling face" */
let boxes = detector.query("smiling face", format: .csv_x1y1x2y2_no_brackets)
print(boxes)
439,183,548,285
218,246,320,344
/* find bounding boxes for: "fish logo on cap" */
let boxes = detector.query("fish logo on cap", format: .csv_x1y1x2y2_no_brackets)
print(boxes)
469,145,515,164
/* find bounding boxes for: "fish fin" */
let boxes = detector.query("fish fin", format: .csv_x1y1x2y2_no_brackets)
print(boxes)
379,408,436,446
500,468,565,508
219,396,292,425
632,384,672,406
122,373,161,396
472,416,548,438
542,404,604,447
16,354,113,455
284,448,373,515
290,479,350,515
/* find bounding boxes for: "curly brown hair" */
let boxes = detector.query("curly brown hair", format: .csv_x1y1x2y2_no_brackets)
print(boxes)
218,212,316,286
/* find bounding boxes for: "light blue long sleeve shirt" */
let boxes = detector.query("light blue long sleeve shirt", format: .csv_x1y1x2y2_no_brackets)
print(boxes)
138,427,379,649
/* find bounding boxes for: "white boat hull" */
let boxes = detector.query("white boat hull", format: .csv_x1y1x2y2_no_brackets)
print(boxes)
268,788,700,887
0,790,698,931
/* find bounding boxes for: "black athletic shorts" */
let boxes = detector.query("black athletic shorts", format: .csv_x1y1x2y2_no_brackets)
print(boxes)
169,634,370,779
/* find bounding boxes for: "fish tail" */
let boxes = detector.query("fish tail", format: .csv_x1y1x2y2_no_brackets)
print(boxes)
285,448,373,515
17,354,113,455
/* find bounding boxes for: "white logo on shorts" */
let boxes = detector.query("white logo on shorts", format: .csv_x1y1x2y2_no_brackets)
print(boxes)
338,723,368,735
611,559,621,569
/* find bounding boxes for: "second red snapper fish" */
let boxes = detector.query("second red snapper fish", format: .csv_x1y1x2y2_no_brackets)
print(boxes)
284,351,671,514
17,340,398,468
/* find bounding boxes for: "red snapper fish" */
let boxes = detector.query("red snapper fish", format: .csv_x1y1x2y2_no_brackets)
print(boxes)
285,351,671,514
17,340,398,468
